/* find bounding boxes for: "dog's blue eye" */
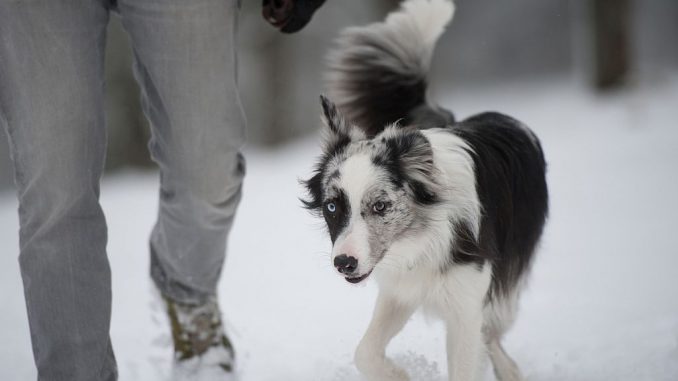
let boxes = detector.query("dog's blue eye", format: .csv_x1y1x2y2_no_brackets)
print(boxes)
326,202,336,213
373,201,386,213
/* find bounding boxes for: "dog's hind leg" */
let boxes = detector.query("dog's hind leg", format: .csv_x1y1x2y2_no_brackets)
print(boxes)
483,293,524,381
355,292,416,381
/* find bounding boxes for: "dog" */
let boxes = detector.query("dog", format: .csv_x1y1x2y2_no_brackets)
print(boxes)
262,0,327,33
302,0,548,380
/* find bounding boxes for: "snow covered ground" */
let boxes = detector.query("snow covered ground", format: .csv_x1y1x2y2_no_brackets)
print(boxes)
1,79,678,380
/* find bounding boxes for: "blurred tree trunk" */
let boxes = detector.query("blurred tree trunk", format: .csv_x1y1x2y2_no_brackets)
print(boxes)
592,0,631,90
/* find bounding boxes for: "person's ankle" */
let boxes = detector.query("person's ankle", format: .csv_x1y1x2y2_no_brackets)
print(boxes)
163,295,235,371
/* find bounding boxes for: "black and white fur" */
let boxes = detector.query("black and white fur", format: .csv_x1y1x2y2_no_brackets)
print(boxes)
303,1,548,380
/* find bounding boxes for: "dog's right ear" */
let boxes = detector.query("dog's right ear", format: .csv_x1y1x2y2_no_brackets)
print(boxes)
319,95,365,146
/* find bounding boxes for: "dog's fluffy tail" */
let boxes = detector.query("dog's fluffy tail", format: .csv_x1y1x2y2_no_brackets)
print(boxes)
326,0,455,136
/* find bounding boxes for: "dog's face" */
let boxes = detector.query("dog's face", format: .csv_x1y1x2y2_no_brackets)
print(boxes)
304,97,441,284
262,0,327,33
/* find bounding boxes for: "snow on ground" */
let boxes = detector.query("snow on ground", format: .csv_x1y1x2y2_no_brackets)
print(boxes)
1,78,678,381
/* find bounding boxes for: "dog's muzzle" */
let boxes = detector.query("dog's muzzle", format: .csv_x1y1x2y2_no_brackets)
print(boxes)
334,254,372,284
334,254,357,275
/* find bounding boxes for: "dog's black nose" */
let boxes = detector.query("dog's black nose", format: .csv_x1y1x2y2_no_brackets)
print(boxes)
334,254,358,274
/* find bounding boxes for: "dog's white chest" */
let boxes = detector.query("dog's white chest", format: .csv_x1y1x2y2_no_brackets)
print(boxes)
377,262,492,316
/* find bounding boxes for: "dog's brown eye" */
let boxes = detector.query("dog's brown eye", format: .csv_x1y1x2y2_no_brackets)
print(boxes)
373,201,386,213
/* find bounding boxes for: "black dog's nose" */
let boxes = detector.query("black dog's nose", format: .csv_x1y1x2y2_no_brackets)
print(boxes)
334,254,358,274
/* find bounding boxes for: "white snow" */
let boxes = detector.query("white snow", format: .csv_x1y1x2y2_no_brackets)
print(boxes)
1,78,678,380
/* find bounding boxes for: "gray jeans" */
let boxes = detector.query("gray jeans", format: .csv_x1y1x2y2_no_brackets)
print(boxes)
0,0,245,380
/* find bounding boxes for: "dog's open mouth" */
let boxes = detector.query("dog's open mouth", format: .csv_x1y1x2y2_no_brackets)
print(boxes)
262,0,293,29
345,270,373,284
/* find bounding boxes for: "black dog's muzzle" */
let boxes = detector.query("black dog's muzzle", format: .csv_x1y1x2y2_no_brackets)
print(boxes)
262,0,327,33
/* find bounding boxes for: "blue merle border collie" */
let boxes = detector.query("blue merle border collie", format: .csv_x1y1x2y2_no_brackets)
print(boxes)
302,1,548,380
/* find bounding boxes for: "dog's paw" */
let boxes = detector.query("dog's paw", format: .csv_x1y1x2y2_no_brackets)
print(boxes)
355,350,410,381
382,358,410,381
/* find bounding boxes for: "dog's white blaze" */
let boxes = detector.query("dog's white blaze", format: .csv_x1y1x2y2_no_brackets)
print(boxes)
339,152,375,209
333,218,371,271
332,153,377,272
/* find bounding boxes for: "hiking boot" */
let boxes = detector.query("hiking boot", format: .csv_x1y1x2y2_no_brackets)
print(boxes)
163,295,235,372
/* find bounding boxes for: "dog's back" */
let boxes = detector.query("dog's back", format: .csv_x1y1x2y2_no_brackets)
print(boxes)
452,112,548,298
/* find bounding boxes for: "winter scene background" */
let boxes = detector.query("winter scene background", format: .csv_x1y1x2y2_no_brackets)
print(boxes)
1,1,677,380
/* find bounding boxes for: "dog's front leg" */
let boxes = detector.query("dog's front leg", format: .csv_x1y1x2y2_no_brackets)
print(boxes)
444,305,485,381
355,291,416,381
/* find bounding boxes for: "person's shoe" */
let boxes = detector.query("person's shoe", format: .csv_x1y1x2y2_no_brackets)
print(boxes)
163,295,235,372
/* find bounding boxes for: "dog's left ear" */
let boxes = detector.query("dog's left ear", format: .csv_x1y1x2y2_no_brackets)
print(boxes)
378,129,441,206
319,95,365,146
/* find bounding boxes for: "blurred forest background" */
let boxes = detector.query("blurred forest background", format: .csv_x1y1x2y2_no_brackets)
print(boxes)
1,0,676,191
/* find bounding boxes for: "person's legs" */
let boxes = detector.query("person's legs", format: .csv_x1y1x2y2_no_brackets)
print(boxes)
116,0,246,306
0,2,116,380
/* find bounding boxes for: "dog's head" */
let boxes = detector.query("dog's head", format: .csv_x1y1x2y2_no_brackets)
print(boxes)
303,96,442,284
262,0,327,33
